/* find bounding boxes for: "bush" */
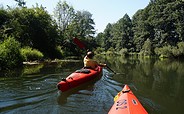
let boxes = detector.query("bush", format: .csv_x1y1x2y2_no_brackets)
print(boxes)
154,45,173,58
106,47,116,55
20,47,44,61
95,47,105,54
172,47,180,57
0,37,23,70
119,48,128,56
177,42,184,54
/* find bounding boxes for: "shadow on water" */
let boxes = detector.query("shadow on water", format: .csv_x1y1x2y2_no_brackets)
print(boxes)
0,57,184,114
56,68,125,113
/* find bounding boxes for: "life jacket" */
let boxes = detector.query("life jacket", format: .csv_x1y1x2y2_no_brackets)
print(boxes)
83,56,98,69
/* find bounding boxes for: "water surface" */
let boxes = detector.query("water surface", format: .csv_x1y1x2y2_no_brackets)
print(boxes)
0,57,184,114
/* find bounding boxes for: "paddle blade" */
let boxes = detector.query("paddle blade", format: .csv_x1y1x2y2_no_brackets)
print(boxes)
73,37,85,49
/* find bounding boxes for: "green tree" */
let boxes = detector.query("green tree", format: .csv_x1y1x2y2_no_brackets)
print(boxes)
102,23,113,51
6,6,60,58
0,8,11,40
73,10,96,38
132,9,153,52
111,14,133,51
131,0,184,56
54,0,75,39
69,10,96,50
141,38,152,56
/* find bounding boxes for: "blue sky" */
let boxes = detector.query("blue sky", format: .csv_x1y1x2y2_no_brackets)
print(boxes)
0,0,150,33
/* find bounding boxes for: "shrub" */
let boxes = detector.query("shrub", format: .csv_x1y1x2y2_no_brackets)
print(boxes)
154,45,173,58
106,47,116,55
177,42,184,54
172,47,180,57
119,48,128,56
20,47,44,61
95,47,105,54
0,37,23,70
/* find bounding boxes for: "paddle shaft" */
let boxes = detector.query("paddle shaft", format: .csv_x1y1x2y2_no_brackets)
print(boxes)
106,65,116,74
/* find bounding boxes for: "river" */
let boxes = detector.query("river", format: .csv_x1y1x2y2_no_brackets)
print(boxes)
0,56,184,114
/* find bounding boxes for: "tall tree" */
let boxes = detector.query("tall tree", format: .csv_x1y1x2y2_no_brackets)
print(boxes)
141,38,152,56
54,0,75,39
65,10,96,50
132,9,150,52
111,14,133,51
102,23,113,51
0,8,11,40
6,6,60,58
72,10,95,38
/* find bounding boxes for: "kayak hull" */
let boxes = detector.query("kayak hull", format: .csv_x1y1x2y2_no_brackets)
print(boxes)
108,85,148,114
57,66,102,92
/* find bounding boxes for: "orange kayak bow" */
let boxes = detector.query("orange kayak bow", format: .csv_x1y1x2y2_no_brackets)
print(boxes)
108,85,148,114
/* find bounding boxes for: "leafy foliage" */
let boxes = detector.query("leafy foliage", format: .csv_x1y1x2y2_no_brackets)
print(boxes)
54,1,96,55
97,0,184,58
1,0,184,70
177,42,184,54
20,47,44,61
0,37,23,70
4,6,60,59
54,0,75,39
0,8,11,40
141,39,152,56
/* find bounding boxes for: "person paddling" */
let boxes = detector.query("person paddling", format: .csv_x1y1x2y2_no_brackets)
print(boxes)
83,51,106,70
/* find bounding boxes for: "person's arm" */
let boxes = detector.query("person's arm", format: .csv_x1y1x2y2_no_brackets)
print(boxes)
98,63,106,67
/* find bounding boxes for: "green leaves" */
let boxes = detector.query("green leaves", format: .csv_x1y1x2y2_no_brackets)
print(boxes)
20,47,44,61
54,0,75,36
96,14,133,53
132,0,184,55
0,37,23,70
54,1,96,54
95,0,184,58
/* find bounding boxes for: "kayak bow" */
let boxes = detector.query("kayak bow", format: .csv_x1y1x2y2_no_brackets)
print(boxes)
57,66,102,92
108,85,148,114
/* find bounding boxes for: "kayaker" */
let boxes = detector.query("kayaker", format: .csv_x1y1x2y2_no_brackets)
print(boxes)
83,51,106,69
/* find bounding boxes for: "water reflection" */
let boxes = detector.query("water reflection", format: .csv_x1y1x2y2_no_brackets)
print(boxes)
0,57,184,113
56,69,122,113
96,55,184,113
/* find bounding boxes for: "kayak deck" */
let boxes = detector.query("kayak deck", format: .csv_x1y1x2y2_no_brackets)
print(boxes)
108,85,148,114
57,66,102,92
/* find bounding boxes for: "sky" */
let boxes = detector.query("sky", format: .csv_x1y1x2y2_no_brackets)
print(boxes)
0,0,150,33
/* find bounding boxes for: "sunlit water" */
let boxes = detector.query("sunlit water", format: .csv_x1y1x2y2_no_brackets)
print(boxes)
0,57,184,114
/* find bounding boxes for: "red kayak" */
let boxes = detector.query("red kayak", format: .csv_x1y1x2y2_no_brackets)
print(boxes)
108,85,148,114
57,66,102,92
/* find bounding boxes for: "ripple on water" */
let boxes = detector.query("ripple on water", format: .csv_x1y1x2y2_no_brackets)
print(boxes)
56,73,124,113
0,73,60,114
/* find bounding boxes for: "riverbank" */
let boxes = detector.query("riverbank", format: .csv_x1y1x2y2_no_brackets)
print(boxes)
23,59,81,65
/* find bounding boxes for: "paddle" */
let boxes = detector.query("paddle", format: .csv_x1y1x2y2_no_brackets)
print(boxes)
73,37,117,74
106,65,116,74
